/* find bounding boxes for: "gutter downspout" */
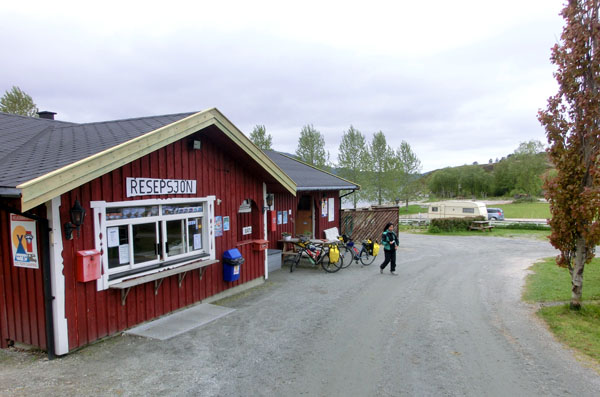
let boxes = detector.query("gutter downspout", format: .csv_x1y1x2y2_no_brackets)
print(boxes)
0,204,56,360
339,190,358,233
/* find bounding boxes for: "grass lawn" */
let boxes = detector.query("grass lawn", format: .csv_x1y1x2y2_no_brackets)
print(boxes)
431,228,550,240
398,201,551,219
523,257,600,363
398,204,427,215
523,257,600,302
496,202,551,219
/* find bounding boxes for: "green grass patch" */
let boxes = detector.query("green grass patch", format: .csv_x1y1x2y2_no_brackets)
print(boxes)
537,304,600,362
496,202,551,219
398,205,427,215
423,228,549,240
523,257,600,302
524,257,600,364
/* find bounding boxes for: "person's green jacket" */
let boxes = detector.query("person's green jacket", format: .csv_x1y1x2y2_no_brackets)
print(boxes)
381,230,398,251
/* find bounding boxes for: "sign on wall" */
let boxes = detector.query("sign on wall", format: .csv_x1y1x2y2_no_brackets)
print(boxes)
10,214,39,269
215,216,223,237
126,177,196,197
328,198,335,222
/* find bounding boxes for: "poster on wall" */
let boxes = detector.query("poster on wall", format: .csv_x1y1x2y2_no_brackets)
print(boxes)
321,199,327,217
119,244,130,265
193,234,202,250
277,211,282,225
328,198,335,222
283,211,288,224
223,216,230,231
10,214,39,269
215,216,223,237
107,227,119,247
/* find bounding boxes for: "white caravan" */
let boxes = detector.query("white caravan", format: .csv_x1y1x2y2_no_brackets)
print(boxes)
428,201,488,219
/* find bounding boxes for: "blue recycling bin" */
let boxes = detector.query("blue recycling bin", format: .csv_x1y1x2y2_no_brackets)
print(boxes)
223,248,245,282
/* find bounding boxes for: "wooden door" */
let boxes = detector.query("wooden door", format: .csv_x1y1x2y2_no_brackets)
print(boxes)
295,195,313,237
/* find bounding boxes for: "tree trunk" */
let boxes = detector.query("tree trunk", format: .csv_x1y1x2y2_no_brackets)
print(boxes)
570,237,588,310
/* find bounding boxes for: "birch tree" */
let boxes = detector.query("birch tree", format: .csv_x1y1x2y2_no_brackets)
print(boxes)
337,125,368,208
295,124,329,169
0,86,38,117
249,125,273,150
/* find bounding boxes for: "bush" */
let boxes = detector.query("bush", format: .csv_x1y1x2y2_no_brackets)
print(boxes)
428,225,442,233
512,195,538,203
428,216,485,232
496,222,549,230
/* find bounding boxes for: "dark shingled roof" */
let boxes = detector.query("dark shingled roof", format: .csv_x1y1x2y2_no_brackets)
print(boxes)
0,111,357,197
0,111,195,188
264,150,358,191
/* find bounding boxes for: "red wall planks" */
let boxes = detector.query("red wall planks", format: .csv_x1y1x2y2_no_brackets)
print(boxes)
50,134,269,351
265,190,342,250
0,201,47,349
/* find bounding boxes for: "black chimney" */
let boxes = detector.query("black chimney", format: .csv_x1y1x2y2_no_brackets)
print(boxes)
37,111,56,120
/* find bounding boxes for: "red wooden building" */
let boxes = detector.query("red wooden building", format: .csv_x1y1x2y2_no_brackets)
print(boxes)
0,108,358,356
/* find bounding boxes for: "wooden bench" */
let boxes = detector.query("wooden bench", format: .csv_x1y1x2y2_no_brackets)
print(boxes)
469,221,494,232
110,258,219,305
279,238,333,263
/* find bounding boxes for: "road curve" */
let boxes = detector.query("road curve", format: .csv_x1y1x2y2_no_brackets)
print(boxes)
1,234,599,396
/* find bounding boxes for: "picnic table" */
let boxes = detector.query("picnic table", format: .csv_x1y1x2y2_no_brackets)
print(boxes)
278,237,338,261
469,220,494,232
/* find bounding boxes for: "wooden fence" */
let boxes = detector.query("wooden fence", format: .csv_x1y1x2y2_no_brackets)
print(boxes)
340,206,399,242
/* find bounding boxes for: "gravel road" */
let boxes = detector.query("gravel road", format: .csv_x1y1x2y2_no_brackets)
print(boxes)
1,233,599,396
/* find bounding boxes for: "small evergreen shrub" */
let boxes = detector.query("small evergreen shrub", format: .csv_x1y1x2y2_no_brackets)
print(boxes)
428,216,485,232
428,225,442,233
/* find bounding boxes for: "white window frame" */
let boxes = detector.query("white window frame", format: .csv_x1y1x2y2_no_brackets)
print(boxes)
91,196,216,291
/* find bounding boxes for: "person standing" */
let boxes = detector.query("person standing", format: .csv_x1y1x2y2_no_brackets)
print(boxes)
380,222,399,275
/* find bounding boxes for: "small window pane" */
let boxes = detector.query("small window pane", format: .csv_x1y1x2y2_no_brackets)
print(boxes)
163,204,203,216
133,223,158,264
107,206,158,220
462,208,475,214
187,217,203,251
108,225,129,269
166,219,185,257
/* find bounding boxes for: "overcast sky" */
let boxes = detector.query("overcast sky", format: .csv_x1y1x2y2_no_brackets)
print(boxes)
2,1,565,172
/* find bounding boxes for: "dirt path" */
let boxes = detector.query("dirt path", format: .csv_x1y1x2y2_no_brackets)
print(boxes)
1,234,599,396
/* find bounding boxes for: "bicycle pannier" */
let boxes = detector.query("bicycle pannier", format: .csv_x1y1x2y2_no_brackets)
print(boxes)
328,245,340,263
372,242,380,256
365,239,373,255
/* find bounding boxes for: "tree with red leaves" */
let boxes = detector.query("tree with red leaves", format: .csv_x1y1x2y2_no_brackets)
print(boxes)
539,0,600,310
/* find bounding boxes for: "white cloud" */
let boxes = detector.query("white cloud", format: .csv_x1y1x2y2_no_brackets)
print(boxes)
1,0,565,172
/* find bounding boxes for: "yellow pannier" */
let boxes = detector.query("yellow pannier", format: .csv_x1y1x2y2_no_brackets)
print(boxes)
328,244,340,263
372,242,380,256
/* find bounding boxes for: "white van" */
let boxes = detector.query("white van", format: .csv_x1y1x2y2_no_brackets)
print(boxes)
428,201,488,219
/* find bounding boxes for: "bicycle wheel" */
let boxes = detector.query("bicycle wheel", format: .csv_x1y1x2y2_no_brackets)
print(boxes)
359,248,376,266
290,251,302,272
321,250,342,273
339,245,353,269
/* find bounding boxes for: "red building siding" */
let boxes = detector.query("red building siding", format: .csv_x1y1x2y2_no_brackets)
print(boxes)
265,190,341,250
0,201,47,349
57,135,267,350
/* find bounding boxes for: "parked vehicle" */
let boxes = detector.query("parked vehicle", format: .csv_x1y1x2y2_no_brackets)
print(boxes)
487,207,505,221
428,201,488,219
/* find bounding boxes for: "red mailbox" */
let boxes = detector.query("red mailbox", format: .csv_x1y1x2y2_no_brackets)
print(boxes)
252,239,268,251
76,249,102,282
